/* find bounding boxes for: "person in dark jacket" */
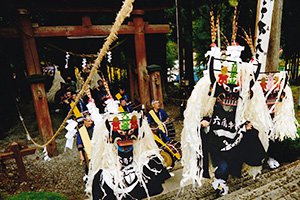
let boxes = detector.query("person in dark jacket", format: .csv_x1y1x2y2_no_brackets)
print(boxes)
147,100,170,143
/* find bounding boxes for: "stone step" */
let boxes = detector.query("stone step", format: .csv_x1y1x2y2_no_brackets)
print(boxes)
262,179,300,199
154,160,300,200
231,176,299,200
280,187,300,200
219,161,300,199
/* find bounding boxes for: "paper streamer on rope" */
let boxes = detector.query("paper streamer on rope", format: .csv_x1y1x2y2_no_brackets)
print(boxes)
64,119,78,151
43,146,51,161
254,0,275,72
82,58,87,68
107,51,112,63
65,52,70,69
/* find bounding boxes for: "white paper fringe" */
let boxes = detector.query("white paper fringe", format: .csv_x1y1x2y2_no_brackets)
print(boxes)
43,146,51,161
235,62,273,151
85,102,162,199
180,74,215,188
272,85,299,141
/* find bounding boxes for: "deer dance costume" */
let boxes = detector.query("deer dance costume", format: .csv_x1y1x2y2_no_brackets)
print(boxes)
181,44,273,195
85,97,170,200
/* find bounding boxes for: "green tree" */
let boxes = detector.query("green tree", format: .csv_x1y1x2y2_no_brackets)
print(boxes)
166,40,178,70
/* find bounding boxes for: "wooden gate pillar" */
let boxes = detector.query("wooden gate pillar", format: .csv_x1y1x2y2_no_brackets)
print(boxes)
132,10,150,107
18,9,56,156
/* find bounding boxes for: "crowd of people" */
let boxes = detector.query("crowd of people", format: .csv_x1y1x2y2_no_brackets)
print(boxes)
58,77,136,114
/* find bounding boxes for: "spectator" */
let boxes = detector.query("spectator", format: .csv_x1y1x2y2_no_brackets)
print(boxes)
147,100,170,143
91,80,107,113
118,98,133,113
71,92,88,113
115,86,129,102
65,75,76,93
76,114,94,178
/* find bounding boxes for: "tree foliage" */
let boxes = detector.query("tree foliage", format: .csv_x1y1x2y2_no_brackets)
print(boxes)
164,0,300,66
166,40,178,69
165,0,261,66
281,0,300,58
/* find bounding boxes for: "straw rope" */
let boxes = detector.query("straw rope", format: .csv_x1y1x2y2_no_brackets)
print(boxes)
43,38,127,58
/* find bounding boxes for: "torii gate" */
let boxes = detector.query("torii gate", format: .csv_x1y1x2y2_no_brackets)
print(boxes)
1,8,170,155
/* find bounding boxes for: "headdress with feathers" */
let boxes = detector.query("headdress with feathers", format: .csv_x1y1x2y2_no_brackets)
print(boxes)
180,55,273,187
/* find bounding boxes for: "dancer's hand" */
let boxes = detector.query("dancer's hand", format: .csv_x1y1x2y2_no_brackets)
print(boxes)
163,118,170,124
201,120,210,128
246,122,253,130
79,151,85,161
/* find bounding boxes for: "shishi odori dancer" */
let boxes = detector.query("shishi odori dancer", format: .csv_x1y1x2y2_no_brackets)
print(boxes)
84,88,170,200
258,71,299,168
180,42,273,196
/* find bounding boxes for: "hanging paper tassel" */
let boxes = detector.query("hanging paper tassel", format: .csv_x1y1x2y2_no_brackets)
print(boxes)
26,133,31,141
82,58,87,68
107,51,112,63
19,115,23,121
64,119,78,151
43,146,51,161
65,52,70,69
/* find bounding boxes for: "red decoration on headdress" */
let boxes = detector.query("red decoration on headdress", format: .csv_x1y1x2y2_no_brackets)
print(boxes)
218,66,229,85
274,76,281,91
218,74,228,85
130,115,138,130
112,117,120,131
210,43,217,47
260,77,267,91
231,40,239,46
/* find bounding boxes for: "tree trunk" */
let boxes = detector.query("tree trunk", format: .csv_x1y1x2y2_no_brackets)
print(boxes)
175,0,184,84
292,57,296,79
296,56,299,79
182,0,195,89
266,0,284,72
254,0,261,47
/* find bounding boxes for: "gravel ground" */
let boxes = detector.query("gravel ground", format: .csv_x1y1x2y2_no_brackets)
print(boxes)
0,138,86,200
0,101,88,199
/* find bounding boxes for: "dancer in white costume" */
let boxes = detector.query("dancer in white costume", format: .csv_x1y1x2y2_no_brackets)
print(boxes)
180,42,273,196
258,71,299,168
84,89,170,200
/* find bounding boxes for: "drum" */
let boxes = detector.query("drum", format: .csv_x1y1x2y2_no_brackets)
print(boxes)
165,140,182,160
160,140,182,168
165,122,176,140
